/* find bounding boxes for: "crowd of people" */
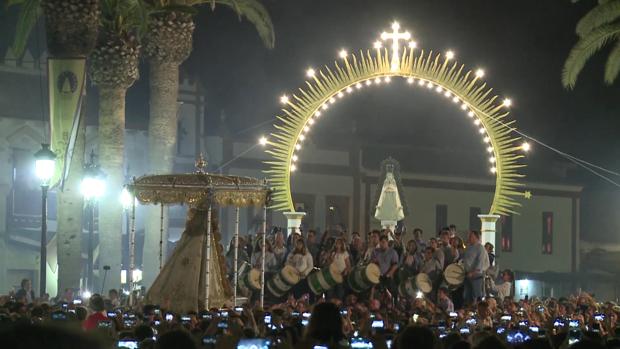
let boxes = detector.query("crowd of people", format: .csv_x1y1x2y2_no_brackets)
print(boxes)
2,225,620,349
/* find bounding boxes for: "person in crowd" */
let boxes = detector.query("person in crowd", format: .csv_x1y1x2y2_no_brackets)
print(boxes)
420,246,443,294
437,286,455,313
302,302,349,349
392,229,404,258
327,237,351,300
362,230,381,264
251,237,278,273
490,269,513,300
440,229,458,268
226,236,250,278
155,329,197,349
287,238,314,299
15,278,34,304
82,294,108,330
462,230,490,304
429,237,445,267
476,300,494,328
306,230,320,265
397,325,438,349
449,224,458,238
399,239,421,280
413,227,426,251
273,231,287,267
59,288,75,303
372,235,399,299
349,231,364,265
319,237,336,268
106,289,120,309
484,242,496,267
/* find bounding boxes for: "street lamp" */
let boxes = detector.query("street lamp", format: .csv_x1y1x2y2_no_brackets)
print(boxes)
81,151,106,291
34,144,56,298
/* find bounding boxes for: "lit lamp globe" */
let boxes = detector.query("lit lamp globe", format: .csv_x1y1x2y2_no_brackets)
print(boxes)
120,187,134,210
81,167,106,201
34,144,56,186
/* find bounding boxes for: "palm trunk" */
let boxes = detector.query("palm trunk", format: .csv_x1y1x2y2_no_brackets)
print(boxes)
143,61,180,288
56,112,86,294
97,87,126,291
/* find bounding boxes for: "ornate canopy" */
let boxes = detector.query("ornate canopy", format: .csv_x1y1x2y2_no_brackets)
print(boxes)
127,156,271,207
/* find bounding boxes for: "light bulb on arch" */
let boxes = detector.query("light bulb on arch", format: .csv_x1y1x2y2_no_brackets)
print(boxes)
445,50,455,60
306,68,315,78
339,49,348,58
280,95,289,104
522,141,531,152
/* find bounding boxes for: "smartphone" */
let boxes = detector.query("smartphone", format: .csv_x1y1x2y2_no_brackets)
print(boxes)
569,319,580,328
466,318,477,326
51,311,67,321
292,311,300,317
302,312,311,319
312,346,329,349
153,308,160,315
203,336,217,348
518,320,529,327
449,311,458,318
506,330,529,344
553,318,565,328
153,320,161,326
411,314,419,323
437,320,447,331
394,323,400,332
165,313,173,322
386,339,393,349
595,314,605,321
264,313,272,324
568,329,581,345
496,326,506,335
237,339,271,349
123,319,136,327
459,327,470,335
117,340,139,349
73,299,82,305
350,337,373,349
98,320,112,328
501,314,512,322
202,313,213,320
234,306,243,313
371,320,384,329
107,311,117,318
218,321,228,329
340,309,348,316
592,322,601,332
180,315,191,324
301,319,309,326
220,310,229,318
68,309,76,314
529,326,539,333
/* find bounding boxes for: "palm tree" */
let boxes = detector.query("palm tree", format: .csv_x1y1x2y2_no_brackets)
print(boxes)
140,0,275,287
9,0,100,294
89,0,142,291
563,0,620,88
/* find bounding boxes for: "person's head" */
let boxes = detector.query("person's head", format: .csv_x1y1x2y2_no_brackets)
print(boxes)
275,231,284,246
155,329,197,349
413,228,423,240
89,294,105,313
305,302,345,343
484,242,494,253
468,230,481,245
294,238,307,255
406,239,418,253
21,278,31,291
370,230,380,245
502,270,513,283
449,224,457,233
424,246,434,261
134,324,154,342
379,235,389,250
474,335,508,349
429,238,438,249
397,325,437,349
477,300,490,318
334,238,346,253
438,287,450,300
440,230,450,244
108,289,119,300
307,230,316,242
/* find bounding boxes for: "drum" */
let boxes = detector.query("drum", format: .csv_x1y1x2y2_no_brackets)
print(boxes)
239,266,262,292
267,265,300,297
415,273,433,294
444,263,466,289
308,264,343,295
347,263,380,293
398,277,417,298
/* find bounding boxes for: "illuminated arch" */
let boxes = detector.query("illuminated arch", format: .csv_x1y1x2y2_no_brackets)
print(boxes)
265,22,528,216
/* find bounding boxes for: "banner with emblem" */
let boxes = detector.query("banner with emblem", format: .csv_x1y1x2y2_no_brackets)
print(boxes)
48,58,86,189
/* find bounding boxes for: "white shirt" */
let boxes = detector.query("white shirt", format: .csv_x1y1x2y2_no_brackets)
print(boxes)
332,251,349,273
287,252,314,277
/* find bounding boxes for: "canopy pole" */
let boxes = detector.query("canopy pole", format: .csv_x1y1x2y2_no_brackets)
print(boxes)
233,207,240,306
129,198,136,306
260,205,267,308
205,206,212,310
159,203,164,270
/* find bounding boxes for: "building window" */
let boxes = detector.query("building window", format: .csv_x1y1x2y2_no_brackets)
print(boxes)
469,207,481,232
542,212,553,254
435,204,447,234
500,215,513,252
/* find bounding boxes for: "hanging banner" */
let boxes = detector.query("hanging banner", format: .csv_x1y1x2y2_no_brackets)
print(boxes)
48,57,86,189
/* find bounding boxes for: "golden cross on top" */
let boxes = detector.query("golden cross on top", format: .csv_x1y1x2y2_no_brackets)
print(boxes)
380,21,412,71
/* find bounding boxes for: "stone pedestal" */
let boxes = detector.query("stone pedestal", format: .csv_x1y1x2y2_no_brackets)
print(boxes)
478,214,500,246
284,212,306,237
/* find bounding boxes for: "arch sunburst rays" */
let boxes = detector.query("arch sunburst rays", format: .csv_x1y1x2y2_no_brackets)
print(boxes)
265,36,526,216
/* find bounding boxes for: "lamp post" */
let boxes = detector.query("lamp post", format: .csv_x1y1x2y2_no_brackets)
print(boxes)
81,151,106,291
34,144,56,298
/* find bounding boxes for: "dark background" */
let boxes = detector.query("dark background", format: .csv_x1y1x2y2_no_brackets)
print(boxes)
1,0,620,241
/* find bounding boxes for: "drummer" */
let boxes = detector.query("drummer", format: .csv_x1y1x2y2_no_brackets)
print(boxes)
420,246,443,297
462,230,490,304
286,238,314,299
251,238,278,274
371,235,399,299
399,240,421,278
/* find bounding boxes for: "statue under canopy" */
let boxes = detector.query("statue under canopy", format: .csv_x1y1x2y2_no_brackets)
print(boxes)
373,157,407,233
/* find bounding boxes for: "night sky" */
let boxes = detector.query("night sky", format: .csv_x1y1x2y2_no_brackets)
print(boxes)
2,0,620,239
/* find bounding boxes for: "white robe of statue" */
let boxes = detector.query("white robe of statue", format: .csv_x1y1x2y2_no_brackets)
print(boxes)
374,172,405,226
